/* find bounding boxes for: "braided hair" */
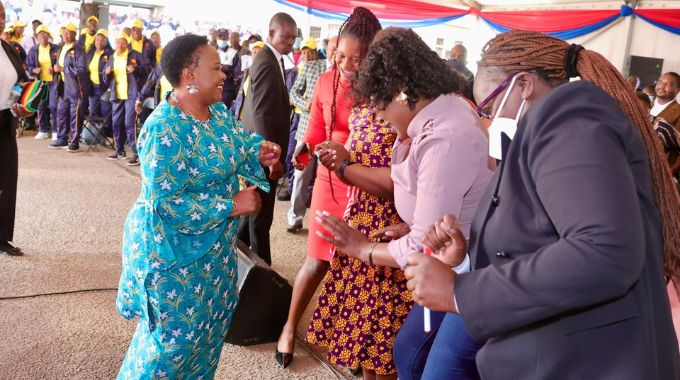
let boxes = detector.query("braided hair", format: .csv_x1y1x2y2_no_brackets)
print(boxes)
327,7,381,202
479,30,680,289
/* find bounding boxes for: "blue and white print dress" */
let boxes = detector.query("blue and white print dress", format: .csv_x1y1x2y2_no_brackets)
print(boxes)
115,99,269,379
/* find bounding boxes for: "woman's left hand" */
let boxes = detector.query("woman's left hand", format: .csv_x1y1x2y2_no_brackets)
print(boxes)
10,104,33,118
316,141,349,171
259,141,281,167
314,210,370,261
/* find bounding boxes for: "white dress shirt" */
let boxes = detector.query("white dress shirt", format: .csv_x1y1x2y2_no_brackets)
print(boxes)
650,99,673,117
0,45,19,111
264,42,286,83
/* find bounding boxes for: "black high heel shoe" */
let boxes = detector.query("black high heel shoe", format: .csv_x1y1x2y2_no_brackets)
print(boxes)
275,349,294,369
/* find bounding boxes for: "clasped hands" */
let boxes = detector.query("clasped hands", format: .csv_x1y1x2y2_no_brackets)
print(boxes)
315,140,349,172
315,211,467,313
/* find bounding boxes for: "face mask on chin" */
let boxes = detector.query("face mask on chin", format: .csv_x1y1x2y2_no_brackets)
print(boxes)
488,75,525,160
217,40,228,49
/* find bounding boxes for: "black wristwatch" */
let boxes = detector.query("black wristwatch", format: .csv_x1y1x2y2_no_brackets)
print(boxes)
338,158,355,178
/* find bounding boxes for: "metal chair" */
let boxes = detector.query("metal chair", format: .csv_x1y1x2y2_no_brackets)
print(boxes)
82,90,115,152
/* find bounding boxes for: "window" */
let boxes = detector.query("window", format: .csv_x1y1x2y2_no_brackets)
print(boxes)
309,26,321,39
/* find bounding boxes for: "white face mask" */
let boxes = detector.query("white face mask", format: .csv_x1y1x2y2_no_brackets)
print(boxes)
217,40,228,49
488,75,525,160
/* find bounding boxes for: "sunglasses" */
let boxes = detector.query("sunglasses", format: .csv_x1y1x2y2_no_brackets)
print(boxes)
476,70,534,120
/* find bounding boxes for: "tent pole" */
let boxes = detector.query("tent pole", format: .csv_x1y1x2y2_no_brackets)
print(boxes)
621,0,638,75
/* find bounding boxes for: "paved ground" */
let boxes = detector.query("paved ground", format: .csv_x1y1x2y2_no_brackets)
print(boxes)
0,133,346,380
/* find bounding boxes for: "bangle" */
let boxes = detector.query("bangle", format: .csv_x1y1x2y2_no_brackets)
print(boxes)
368,242,378,265
231,200,238,216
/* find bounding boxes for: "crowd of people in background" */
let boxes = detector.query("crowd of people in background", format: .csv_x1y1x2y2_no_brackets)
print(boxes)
2,1,680,379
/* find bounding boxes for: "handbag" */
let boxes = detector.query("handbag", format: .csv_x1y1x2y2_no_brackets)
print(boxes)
17,80,49,113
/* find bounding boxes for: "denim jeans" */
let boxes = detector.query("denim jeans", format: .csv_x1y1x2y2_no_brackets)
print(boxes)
393,304,484,380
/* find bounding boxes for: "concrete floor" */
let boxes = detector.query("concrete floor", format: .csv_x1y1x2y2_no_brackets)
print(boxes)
0,133,346,380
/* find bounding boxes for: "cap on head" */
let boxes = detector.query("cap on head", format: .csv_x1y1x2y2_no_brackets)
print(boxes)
301,37,317,50
95,28,109,38
132,19,144,30
13,20,27,28
63,23,78,33
116,33,131,45
36,24,51,36
87,15,99,24
216,28,229,37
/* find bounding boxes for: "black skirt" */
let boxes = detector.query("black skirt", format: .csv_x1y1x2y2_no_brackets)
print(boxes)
0,109,18,241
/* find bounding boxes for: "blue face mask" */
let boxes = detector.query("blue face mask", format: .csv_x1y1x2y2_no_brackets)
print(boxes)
217,40,228,49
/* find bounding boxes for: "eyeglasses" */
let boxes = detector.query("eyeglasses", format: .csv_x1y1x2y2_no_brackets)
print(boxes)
476,70,534,120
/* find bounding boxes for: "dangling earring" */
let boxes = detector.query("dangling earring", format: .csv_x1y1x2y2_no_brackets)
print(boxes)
187,83,199,95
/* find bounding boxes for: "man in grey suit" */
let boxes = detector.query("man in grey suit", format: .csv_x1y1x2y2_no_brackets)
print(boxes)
238,13,297,265
405,32,680,379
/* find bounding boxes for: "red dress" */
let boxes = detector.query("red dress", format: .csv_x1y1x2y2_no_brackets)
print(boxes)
303,71,351,261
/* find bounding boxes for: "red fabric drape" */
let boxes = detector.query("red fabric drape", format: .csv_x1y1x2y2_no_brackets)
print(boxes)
282,0,467,20
636,8,680,28
479,9,620,32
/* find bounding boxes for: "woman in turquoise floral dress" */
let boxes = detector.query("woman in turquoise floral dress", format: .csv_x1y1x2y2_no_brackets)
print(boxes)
115,34,281,379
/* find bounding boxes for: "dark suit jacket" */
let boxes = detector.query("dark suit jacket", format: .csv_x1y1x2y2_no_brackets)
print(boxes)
56,42,90,99
240,45,291,164
456,81,679,379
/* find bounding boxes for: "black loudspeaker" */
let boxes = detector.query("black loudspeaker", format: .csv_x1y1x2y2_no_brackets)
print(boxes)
224,240,293,346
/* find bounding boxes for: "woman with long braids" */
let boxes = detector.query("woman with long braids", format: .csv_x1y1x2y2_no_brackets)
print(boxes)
314,27,493,379
274,7,382,370
399,30,680,378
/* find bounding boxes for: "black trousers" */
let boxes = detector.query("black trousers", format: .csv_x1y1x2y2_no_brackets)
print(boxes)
237,176,277,265
0,109,18,241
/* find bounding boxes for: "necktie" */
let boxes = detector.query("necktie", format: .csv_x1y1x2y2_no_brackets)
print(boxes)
280,57,286,82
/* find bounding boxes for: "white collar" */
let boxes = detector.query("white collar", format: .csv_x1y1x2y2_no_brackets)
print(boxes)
650,99,674,117
265,42,285,80
265,42,283,63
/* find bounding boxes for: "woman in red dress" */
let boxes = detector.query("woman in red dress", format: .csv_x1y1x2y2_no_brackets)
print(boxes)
275,7,382,369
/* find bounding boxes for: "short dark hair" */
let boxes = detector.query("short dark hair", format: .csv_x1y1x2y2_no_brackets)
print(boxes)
247,34,262,43
354,27,464,109
663,72,680,87
161,34,208,87
269,12,296,31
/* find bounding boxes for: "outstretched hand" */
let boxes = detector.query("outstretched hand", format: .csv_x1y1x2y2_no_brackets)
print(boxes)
314,210,370,261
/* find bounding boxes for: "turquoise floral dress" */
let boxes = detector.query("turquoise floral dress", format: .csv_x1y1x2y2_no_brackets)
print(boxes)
115,99,269,379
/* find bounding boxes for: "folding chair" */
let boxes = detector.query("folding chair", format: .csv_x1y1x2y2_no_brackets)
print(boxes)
83,90,115,152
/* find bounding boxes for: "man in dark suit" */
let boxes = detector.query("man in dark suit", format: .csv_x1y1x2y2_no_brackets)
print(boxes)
238,13,297,265
0,0,30,255
406,77,680,378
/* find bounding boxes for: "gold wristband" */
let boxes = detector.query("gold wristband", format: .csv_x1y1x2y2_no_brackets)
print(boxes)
368,242,378,265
